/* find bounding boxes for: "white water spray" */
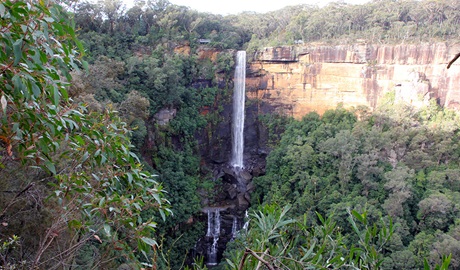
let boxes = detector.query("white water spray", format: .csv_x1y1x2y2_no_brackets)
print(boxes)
231,216,238,239
231,51,246,168
242,210,249,231
206,209,221,266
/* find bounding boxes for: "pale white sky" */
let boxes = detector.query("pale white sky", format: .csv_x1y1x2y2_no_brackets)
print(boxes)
123,0,370,15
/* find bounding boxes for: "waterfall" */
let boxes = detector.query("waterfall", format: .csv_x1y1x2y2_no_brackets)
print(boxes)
242,210,249,231
231,216,238,239
206,209,221,266
206,210,212,237
209,237,218,266
231,51,246,168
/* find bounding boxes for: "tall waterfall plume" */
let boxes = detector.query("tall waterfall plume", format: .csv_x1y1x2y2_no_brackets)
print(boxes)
231,51,246,168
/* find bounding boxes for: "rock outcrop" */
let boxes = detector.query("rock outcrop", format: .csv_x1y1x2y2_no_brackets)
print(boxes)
188,43,460,265
247,43,460,118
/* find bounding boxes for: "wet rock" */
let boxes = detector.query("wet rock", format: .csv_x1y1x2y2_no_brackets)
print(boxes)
246,182,255,192
213,170,225,181
244,192,251,203
222,169,237,184
227,184,238,199
223,167,235,177
239,171,252,184
237,194,250,210
251,166,263,177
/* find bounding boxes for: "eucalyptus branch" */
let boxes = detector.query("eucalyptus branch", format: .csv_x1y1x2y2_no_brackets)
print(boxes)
240,248,277,270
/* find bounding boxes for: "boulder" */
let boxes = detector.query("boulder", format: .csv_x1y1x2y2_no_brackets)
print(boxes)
244,192,251,203
246,182,255,192
239,171,252,185
237,194,249,210
227,184,238,200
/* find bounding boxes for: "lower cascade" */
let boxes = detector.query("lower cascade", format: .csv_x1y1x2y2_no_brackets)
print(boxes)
198,207,245,266
206,209,221,266
231,216,238,239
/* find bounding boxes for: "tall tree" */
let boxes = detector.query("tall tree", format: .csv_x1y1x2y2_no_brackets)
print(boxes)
0,0,169,268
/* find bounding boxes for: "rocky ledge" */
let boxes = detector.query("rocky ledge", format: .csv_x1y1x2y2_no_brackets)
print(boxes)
247,43,460,118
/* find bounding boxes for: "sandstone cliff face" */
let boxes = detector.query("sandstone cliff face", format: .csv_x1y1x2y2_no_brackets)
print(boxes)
247,43,460,118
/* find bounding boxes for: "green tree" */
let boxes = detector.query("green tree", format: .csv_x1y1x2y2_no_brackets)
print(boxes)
0,0,169,268
225,205,395,270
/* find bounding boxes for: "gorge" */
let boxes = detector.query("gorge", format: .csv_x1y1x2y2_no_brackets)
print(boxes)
191,42,460,267
7,1,460,268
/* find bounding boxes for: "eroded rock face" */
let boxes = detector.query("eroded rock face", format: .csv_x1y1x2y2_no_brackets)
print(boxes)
154,108,177,125
247,43,460,118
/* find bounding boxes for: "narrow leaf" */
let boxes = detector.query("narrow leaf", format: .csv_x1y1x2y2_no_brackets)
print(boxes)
13,39,23,66
351,210,365,223
0,4,5,17
159,209,166,221
44,160,56,175
1,95,6,113
103,224,111,237
141,237,157,247
423,258,430,270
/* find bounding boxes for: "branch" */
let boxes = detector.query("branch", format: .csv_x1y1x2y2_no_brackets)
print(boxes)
240,248,277,270
255,248,270,270
238,250,249,270
0,182,35,219
447,52,460,69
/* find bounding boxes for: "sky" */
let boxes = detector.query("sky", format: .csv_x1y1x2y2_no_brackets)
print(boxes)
122,0,370,15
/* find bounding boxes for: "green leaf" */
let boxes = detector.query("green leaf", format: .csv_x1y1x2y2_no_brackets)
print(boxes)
60,86,68,100
53,86,60,106
442,254,452,269
0,4,5,17
141,237,157,247
74,135,84,145
31,83,41,98
82,60,89,71
82,151,89,163
153,192,161,204
424,258,430,270
103,224,111,237
98,197,105,208
44,16,54,22
68,219,82,229
300,241,316,261
226,259,236,269
75,39,85,55
316,211,325,225
351,210,365,224
44,160,56,175
13,39,23,66
127,172,133,184
159,209,166,221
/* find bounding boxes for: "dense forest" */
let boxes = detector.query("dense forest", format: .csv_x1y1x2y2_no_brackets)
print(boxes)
1,0,459,269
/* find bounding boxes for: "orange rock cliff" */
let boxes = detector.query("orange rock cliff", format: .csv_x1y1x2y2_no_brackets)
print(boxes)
246,43,460,118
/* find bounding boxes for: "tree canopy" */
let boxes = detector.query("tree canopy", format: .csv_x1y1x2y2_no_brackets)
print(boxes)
0,0,169,268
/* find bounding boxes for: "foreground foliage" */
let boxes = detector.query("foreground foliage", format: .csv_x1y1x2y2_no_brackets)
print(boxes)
224,205,450,270
0,0,169,268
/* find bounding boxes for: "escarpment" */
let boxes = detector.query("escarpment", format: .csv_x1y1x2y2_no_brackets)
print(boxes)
246,43,460,118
